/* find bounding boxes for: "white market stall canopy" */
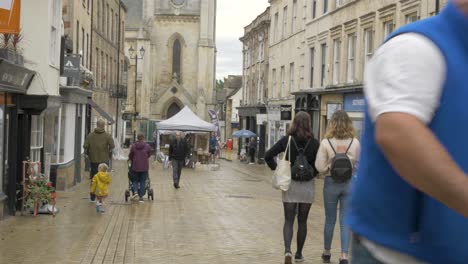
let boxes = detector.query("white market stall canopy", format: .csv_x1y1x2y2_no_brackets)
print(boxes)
157,106,216,132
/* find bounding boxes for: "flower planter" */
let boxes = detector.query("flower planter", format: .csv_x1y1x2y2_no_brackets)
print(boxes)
0,48,24,65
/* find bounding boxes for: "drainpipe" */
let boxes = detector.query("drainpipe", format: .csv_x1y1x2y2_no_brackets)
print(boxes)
116,1,121,138
435,0,440,14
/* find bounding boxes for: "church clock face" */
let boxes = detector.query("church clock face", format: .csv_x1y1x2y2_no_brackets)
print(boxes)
171,0,186,6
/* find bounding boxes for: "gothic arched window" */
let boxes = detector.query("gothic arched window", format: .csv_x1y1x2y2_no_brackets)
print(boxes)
172,39,181,81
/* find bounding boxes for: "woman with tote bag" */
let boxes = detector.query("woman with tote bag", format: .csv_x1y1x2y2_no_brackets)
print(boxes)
265,111,320,264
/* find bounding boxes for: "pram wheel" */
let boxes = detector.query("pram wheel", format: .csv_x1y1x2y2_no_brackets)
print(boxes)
125,190,130,202
148,189,154,200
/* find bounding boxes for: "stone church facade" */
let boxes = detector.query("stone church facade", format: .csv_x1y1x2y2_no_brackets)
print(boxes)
123,0,216,125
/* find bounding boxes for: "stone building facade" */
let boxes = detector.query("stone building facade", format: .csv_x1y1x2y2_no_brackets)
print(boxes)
123,0,217,140
91,0,127,140
266,0,308,148
239,7,270,160
294,0,449,140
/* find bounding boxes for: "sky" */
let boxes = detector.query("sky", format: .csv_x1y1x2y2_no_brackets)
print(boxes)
216,0,270,80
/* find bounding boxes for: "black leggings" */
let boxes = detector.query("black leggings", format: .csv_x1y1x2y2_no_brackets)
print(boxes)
283,202,312,254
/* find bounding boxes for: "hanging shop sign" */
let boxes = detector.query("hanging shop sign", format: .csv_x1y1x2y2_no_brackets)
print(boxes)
280,105,292,121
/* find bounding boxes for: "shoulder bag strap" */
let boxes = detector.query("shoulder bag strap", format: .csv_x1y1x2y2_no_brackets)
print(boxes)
327,138,337,154
345,138,354,154
283,136,291,161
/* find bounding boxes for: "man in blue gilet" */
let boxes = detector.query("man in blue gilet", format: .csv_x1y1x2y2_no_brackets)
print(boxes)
347,1,468,263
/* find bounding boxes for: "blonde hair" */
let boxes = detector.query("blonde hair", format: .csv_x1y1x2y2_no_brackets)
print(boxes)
98,163,109,172
324,110,355,139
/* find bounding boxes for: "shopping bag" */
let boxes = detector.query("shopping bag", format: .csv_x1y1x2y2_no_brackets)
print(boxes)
163,156,170,170
272,136,291,191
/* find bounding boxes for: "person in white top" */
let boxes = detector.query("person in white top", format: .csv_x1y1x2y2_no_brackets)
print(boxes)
315,110,360,264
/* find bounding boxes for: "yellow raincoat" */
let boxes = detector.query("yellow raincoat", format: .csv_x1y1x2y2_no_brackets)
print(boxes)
90,172,112,197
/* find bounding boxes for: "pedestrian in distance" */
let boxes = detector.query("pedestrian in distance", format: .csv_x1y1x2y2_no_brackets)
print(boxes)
347,1,468,263
265,111,320,264
209,133,217,163
90,163,112,213
129,133,153,203
169,131,189,189
248,137,257,164
83,119,115,202
315,110,360,264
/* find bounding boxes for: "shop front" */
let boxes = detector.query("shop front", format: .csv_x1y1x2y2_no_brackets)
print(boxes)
343,93,365,139
266,104,293,149
237,105,266,161
293,94,321,140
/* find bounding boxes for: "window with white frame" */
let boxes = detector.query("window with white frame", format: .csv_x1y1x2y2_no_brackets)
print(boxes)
406,13,418,24
292,0,297,34
310,47,315,87
280,66,285,97
30,115,44,162
282,6,288,39
312,0,317,19
364,28,374,63
321,43,327,87
272,68,277,98
324,0,328,13
274,12,279,42
333,39,341,85
50,0,60,65
383,21,394,39
290,62,295,92
347,34,356,82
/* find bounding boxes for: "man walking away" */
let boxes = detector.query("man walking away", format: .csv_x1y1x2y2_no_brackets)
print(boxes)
83,119,115,202
129,133,153,203
347,1,468,263
169,131,189,189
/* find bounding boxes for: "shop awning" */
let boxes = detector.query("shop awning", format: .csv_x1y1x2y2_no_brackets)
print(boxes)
88,99,115,125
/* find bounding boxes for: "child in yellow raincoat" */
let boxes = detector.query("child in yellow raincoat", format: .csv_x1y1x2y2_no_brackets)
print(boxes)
90,163,112,213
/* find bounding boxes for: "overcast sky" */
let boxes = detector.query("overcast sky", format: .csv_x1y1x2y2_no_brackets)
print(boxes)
216,0,269,80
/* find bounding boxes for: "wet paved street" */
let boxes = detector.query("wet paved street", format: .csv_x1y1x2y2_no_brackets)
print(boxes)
0,159,343,264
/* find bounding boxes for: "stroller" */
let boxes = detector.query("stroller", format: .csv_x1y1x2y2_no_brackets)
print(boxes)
125,161,154,202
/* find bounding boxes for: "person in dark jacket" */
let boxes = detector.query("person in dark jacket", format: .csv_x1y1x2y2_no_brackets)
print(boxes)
264,111,320,264
248,137,257,164
129,133,153,202
169,131,189,189
83,119,115,201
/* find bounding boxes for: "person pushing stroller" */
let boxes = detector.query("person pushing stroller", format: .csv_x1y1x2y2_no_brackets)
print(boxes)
129,134,153,203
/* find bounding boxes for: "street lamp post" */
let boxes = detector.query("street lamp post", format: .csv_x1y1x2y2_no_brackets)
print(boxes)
128,46,145,143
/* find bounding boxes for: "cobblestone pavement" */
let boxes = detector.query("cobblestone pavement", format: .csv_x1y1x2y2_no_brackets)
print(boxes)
0,159,344,264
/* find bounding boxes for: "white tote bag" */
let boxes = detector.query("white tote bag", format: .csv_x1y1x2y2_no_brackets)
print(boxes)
272,136,291,191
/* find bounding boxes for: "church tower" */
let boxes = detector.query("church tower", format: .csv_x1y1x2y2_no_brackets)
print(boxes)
143,0,217,121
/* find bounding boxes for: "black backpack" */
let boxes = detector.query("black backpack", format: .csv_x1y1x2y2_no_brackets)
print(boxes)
291,138,316,182
328,139,354,183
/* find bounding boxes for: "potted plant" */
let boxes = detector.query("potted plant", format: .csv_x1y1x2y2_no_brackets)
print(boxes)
0,32,24,65
24,175,56,216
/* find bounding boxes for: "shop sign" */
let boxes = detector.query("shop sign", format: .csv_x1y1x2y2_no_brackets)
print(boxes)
344,93,366,112
267,106,281,121
0,59,35,93
327,103,342,120
62,54,81,80
256,114,268,124
0,0,20,34
280,105,292,120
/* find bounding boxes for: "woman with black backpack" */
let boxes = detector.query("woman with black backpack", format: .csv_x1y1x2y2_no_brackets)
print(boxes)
265,111,320,264
315,110,360,264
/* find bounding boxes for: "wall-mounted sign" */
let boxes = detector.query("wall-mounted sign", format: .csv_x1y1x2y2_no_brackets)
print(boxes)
62,54,81,80
280,105,292,120
327,103,342,120
0,59,35,93
344,93,366,112
256,114,268,124
0,0,20,34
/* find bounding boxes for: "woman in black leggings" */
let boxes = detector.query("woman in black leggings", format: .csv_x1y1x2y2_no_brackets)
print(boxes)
265,112,320,264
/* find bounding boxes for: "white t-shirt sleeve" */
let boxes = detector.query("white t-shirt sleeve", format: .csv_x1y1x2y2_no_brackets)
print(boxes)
364,33,446,124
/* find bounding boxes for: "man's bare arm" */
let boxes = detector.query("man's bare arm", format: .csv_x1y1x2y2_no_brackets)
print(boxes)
375,112,468,217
